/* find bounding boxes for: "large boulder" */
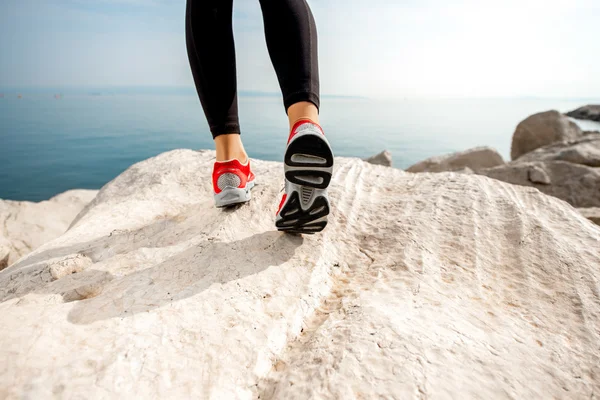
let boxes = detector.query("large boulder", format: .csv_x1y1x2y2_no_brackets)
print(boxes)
566,105,600,122
0,189,98,270
478,161,600,208
510,110,582,160
515,134,600,167
406,146,504,173
1,149,599,399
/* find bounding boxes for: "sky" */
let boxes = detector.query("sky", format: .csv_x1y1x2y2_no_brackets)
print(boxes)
0,0,598,98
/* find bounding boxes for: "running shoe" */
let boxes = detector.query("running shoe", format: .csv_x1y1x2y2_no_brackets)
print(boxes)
275,119,334,234
212,158,255,207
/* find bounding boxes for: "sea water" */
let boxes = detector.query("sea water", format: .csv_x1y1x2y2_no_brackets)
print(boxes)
1,91,599,201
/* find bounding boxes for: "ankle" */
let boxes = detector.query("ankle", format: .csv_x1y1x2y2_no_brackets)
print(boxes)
288,101,319,130
216,150,248,163
216,153,248,164
214,133,248,163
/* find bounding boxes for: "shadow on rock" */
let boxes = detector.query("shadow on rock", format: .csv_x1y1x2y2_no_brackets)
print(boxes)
0,204,304,325
66,230,302,324
0,212,210,302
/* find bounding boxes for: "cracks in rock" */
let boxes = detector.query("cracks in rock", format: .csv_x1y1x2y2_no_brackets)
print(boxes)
518,224,542,246
1,211,10,236
257,246,377,399
414,340,430,400
358,247,375,264
257,261,348,399
16,239,32,252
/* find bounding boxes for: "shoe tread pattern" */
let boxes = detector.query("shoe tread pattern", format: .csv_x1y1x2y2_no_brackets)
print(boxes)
284,134,334,190
276,191,330,234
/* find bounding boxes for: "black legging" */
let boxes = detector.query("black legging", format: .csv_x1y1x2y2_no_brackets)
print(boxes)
185,0,320,138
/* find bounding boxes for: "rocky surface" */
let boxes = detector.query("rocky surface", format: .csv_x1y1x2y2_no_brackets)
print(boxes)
510,110,582,160
527,165,551,184
578,208,600,226
0,190,98,270
566,105,600,122
1,149,599,399
364,150,392,167
479,161,600,208
515,134,600,167
0,248,9,271
406,146,504,173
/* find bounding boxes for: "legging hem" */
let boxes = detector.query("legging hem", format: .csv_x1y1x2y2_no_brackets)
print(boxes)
211,124,241,139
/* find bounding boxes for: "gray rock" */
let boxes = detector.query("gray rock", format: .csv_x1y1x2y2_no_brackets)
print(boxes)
566,105,600,122
528,165,551,184
479,161,600,208
364,150,392,167
510,110,582,160
407,146,504,173
452,167,475,174
578,208,600,226
515,134,600,167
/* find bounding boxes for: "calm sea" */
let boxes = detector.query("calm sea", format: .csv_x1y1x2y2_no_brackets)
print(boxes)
1,89,599,201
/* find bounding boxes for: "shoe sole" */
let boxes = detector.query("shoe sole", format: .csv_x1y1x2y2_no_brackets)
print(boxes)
276,131,334,234
214,180,255,207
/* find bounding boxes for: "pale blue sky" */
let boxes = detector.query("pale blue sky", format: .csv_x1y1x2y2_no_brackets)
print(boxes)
1,0,598,98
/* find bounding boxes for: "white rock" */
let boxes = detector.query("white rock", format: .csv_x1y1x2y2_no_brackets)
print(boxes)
0,189,98,270
49,253,94,281
406,146,504,173
0,149,599,399
364,150,392,167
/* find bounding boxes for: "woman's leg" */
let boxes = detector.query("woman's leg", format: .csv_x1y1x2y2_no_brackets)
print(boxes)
260,0,334,233
185,0,247,162
258,0,320,130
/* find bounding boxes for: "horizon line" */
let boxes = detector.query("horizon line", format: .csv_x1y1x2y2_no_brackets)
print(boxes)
0,86,367,99
0,86,599,102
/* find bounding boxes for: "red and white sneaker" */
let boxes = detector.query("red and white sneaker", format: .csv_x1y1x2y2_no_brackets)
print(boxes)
212,158,256,207
275,119,334,234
